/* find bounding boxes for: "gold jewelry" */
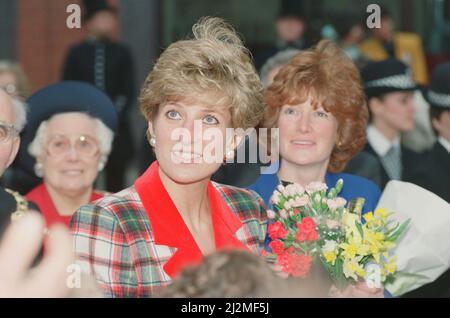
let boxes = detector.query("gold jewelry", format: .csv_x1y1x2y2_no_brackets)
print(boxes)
5,188,29,222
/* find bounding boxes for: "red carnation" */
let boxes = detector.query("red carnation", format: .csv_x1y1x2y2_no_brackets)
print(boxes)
296,217,318,242
277,253,313,278
268,221,289,240
269,240,285,255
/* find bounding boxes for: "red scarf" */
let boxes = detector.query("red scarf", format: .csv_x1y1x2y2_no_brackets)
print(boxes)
134,161,247,278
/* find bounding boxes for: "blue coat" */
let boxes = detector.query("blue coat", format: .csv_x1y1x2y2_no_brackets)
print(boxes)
249,166,381,215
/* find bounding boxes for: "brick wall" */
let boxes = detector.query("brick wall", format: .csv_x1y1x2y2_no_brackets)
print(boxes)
17,0,120,92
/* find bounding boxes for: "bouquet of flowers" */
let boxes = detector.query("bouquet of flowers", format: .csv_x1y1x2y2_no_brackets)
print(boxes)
265,180,410,290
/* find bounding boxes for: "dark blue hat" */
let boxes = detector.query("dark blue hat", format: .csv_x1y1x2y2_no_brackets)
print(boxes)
426,62,450,109
25,81,117,134
361,58,418,98
19,81,118,176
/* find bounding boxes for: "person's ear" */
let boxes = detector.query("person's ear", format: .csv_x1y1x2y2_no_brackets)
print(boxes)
368,97,383,117
431,117,443,135
6,137,20,169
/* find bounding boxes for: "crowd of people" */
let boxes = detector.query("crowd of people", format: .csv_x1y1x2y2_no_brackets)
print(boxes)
0,1,449,299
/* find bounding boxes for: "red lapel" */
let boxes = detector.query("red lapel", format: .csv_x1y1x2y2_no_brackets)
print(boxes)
134,161,247,279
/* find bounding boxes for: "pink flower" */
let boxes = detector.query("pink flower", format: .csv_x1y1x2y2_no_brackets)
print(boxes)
327,197,347,210
326,219,341,229
306,182,328,194
267,209,276,219
277,253,313,278
270,191,282,205
296,217,318,242
269,240,285,255
294,195,309,207
268,221,289,240
279,209,288,219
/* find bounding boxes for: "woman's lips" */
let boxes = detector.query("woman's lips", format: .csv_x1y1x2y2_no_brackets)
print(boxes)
171,151,203,162
61,170,83,176
291,140,316,147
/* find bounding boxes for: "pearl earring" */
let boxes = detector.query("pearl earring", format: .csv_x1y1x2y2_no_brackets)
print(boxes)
34,162,44,178
225,149,235,161
149,137,156,147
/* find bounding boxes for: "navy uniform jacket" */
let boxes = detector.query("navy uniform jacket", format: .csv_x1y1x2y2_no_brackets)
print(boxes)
364,143,423,189
410,142,450,203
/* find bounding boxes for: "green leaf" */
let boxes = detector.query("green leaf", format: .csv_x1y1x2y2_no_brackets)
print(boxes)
355,221,364,240
386,219,411,242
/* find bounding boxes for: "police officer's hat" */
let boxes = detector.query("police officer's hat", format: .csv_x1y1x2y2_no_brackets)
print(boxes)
426,62,450,110
361,58,419,98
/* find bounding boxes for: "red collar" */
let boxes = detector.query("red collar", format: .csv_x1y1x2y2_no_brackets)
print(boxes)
26,183,103,227
134,161,247,278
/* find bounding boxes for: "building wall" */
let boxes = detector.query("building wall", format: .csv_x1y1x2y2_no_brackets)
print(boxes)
0,0,16,59
16,0,120,92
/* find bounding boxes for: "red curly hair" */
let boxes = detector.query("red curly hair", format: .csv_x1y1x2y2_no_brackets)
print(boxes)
263,40,368,173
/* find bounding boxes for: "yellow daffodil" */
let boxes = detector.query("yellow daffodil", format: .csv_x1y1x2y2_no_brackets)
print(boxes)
340,236,369,260
363,212,374,224
323,251,337,265
384,258,397,275
343,257,365,280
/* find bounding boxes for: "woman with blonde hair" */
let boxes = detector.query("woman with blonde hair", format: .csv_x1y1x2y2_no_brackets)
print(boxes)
71,17,267,298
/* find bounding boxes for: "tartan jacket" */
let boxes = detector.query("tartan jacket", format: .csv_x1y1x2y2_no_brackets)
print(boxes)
70,162,267,298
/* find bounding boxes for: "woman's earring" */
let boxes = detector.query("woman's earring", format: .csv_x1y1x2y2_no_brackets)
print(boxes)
149,136,156,147
146,130,156,147
98,161,105,172
225,149,235,161
34,162,44,178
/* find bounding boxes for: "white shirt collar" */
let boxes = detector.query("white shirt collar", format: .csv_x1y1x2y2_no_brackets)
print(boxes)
438,136,450,154
367,125,401,157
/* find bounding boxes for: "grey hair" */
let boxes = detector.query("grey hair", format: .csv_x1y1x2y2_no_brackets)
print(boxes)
28,113,114,168
11,97,27,133
259,49,301,88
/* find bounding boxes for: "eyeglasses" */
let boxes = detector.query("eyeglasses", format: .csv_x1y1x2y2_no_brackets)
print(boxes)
46,134,100,158
0,122,18,143
0,84,17,96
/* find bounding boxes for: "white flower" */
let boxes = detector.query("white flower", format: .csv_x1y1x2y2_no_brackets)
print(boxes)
279,209,288,219
288,198,296,208
306,182,328,194
326,219,341,229
270,191,281,205
294,195,309,207
327,197,347,210
267,209,276,219
322,240,338,253
293,183,305,195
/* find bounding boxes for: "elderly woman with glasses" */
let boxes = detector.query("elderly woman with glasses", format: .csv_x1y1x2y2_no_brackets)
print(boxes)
22,81,117,228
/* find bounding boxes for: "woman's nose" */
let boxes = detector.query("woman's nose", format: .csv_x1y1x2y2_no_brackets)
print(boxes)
297,113,311,133
66,145,80,161
182,118,203,143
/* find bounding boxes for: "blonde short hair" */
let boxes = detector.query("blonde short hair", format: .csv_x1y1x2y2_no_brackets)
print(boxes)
139,17,264,130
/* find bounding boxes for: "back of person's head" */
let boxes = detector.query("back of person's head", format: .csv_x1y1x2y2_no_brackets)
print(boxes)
0,60,32,100
159,250,329,298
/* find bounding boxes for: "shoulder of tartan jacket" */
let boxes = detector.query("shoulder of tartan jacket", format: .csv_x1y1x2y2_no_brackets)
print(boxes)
347,197,366,216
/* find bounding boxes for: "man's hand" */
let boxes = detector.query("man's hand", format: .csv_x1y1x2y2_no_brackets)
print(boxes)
0,212,73,298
